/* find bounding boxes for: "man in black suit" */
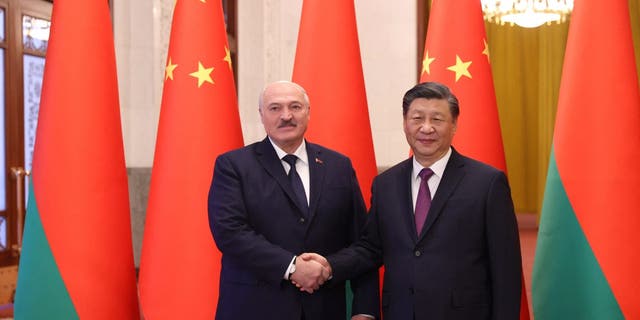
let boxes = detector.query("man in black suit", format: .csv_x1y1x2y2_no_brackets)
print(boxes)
301,82,522,319
208,81,379,320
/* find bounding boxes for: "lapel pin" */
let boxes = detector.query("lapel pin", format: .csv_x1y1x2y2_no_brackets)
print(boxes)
315,157,323,164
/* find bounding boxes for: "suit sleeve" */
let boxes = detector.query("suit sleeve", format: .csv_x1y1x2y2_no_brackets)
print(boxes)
346,166,381,319
485,172,522,320
208,154,293,285
328,176,384,283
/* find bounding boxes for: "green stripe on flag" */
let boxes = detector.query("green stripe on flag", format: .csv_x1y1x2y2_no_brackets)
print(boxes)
533,150,623,319
15,181,78,319
345,280,353,319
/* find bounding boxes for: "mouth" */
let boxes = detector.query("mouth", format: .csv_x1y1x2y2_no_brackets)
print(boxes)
417,138,436,145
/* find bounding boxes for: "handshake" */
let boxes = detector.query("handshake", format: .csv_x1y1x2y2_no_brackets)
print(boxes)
289,253,332,293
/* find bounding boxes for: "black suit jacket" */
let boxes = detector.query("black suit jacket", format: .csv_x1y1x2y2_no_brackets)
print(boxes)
208,137,380,320
329,148,521,320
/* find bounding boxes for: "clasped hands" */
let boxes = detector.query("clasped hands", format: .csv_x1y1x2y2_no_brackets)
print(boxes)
289,253,331,294
290,254,373,320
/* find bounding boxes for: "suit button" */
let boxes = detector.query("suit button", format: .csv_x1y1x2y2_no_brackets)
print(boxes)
299,217,306,223
414,250,421,257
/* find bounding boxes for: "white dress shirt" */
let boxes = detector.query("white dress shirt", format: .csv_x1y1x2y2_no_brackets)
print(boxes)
411,147,452,213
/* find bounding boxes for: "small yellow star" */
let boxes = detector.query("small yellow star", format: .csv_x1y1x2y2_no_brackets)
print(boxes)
422,50,436,76
189,61,214,87
199,0,206,3
223,46,232,70
446,55,472,82
165,57,178,81
482,39,490,63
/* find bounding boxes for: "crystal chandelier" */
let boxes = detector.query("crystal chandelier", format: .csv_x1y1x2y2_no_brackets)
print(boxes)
481,0,574,28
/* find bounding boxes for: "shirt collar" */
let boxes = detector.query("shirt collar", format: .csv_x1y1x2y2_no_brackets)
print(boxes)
412,147,452,181
269,138,308,165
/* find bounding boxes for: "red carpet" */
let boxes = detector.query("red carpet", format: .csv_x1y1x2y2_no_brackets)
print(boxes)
518,213,537,319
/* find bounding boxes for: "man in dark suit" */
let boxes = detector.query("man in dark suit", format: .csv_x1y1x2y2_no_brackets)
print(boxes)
301,82,522,319
208,81,379,320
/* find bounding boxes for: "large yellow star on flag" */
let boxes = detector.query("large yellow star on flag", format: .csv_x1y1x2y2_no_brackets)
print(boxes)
223,46,232,70
422,50,436,76
446,55,472,82
165,57,178,81
189,61,214,87
482,39,490,63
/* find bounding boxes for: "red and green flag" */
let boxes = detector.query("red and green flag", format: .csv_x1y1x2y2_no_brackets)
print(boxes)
532,1,640,319
138,0,243,318
14,1,139,318
421,1,530,318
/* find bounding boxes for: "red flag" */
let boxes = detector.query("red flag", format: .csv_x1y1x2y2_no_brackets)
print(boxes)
292,0,377,205
15,1,139,318
421,0,506,170
292,0,380,315
138,1,243,318
421,0,529,318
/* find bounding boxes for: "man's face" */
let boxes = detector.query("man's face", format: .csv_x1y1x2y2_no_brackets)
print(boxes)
259,82,310,152
403,97,457,166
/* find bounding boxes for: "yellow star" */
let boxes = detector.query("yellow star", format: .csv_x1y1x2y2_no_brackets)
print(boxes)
223,46,232,70
446,55,472,82
482,39,490,63
165,57,178,81
189,61,214,87
199,0,206,3
422,50,436,76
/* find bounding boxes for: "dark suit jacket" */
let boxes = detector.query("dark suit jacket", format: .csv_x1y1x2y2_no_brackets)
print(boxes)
329,148,521,320
208,137,380,320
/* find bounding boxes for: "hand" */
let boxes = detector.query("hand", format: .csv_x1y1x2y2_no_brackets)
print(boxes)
298,252,332,278
289,254,331,293
351,315,375,320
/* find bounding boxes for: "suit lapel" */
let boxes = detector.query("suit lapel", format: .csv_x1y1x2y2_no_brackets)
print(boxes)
306,142,325,223
396,160,421,241
418,149,465,240
255,138,308,215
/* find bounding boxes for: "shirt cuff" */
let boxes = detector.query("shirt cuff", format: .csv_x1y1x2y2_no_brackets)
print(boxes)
283,255,296,280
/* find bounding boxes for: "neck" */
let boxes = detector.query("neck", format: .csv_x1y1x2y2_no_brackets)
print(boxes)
277,139,303,154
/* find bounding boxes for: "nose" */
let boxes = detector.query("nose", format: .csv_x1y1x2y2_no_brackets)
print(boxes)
280,108,293,120
420,122,434,133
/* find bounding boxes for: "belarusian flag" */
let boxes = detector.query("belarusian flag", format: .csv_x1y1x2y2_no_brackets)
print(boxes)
14,1,139,318
421,1,529,318
138,0,244,318
532,1,640,319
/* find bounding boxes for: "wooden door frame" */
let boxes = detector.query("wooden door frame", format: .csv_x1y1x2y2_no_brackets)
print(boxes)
1,0,51,265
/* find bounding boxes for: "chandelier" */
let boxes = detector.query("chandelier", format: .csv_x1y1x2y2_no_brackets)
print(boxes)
481,0,574,28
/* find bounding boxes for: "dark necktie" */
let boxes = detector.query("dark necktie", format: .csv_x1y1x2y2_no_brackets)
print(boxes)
415,168,434,234
283,154,308,210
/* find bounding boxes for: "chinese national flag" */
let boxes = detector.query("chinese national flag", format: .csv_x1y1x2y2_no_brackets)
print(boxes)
292,1,379,317
533,1,640,319
292,0,377,206
420,0,529,319
14,1,139,318
138,1,244,319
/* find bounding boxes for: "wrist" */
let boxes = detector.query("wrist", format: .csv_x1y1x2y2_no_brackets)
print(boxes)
287,256,297,280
